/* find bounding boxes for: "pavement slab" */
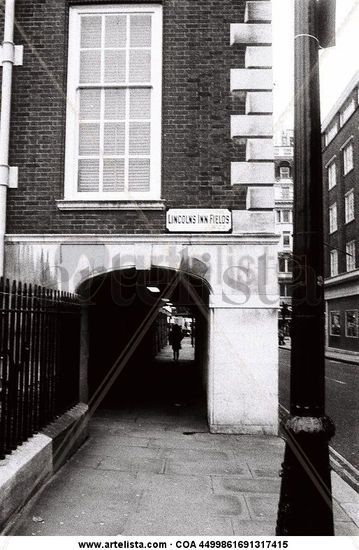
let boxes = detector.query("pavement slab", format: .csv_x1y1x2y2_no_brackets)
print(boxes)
5,344,358,536
7,405,359,537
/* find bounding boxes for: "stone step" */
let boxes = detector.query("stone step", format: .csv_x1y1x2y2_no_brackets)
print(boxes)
245,46,272,68
230,23,272,45
231,68,272,92
245,1,272,23
246,186,275,210
231,162,274,185
246,91,273,114
231,115,273,138
246,138,274,161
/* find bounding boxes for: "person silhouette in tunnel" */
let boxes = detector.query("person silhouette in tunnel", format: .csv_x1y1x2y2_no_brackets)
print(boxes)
169,323,183,361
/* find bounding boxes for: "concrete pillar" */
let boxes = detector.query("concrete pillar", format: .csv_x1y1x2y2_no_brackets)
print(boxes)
208,304,278,435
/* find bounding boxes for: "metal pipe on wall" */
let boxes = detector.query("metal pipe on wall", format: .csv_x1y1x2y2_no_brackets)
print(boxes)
0,0,16,276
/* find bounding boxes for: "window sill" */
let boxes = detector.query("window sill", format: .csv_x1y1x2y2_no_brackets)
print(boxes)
56,200,166,211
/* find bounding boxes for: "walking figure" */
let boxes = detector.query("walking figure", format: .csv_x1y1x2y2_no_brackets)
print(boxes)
169,323,183,361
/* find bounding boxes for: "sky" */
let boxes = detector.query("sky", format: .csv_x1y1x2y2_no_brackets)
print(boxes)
272,0,359,141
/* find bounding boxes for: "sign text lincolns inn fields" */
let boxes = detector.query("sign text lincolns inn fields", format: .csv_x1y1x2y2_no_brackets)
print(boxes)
166,209,232,233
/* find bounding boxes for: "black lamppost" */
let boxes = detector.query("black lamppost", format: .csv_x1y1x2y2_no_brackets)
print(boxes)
276,0,336,535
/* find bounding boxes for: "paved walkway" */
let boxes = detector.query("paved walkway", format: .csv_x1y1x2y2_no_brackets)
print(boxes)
7,343,359,537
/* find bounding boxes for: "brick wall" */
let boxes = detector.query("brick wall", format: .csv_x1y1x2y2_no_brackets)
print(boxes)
323,104,359,277
5,0,248,234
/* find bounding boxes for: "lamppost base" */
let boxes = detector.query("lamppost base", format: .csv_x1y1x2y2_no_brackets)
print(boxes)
276,415,335,536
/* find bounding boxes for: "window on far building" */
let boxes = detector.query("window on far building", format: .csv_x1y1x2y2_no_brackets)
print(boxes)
329,311,341,336
329,203,337,233
279,255,293,273
283,232,291,248
279,257,286,273
327,161,336,190
279,283,292,297
279,166,290,179
340,98,355,127
343,141,354,175
346,241,356,271
345,189,355,223
64,5,163,201
330,250,338,277
325,120,338,146
345,310,359,338
276,210,292,223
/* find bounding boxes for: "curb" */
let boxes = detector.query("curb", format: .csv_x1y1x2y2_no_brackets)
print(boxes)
279,345,359,365
0,403,88,533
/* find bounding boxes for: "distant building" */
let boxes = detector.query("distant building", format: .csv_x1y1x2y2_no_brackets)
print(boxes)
322,72,359,361
274,130,294,332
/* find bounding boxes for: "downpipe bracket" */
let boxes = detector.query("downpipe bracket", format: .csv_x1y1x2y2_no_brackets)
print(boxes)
0,41,23,65
0,164,18,189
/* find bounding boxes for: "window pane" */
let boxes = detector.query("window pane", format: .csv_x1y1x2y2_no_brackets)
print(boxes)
104,123,126,155
279,258,286,272
128,158,150,191
130,89,151,119
282,210,290,223
105,15,126,48
78,159,99,192
129,50,151,82
80,50,101,83
330,312,341,335
81,16,102,49
346,311,359,338
129,122,151,155
130,15,152,47
105,89,126,120
79,123,100,155
104,50,126,83
103,158,125,192
80,89,101,120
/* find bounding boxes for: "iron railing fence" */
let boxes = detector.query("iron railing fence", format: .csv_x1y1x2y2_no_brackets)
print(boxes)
0,278,81,459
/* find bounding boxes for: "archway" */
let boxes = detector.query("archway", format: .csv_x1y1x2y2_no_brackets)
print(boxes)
77,267,211,420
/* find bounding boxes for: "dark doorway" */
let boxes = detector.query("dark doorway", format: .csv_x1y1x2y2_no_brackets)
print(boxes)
78,268,210,418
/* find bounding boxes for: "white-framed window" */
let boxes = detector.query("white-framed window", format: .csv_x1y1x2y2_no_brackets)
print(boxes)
343,141,354,175
64,4,163,201
346,241,356,271
345,189,355,223
325,120,338,146
279,166,290,179
340,98,355,127
329,203,337,233
330,250,338,277
346,310,359,338
279,255,293,273
327,161,336,190
283,231,291,248
276,209,292,224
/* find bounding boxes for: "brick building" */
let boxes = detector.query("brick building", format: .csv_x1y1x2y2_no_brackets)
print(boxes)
1,0,279,433
274,130,293,332
322,71,359,361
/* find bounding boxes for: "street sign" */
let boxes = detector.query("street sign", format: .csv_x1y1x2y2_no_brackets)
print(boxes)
166,209,232,233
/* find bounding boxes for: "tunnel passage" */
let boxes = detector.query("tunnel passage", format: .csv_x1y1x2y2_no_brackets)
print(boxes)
78,268,210,414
